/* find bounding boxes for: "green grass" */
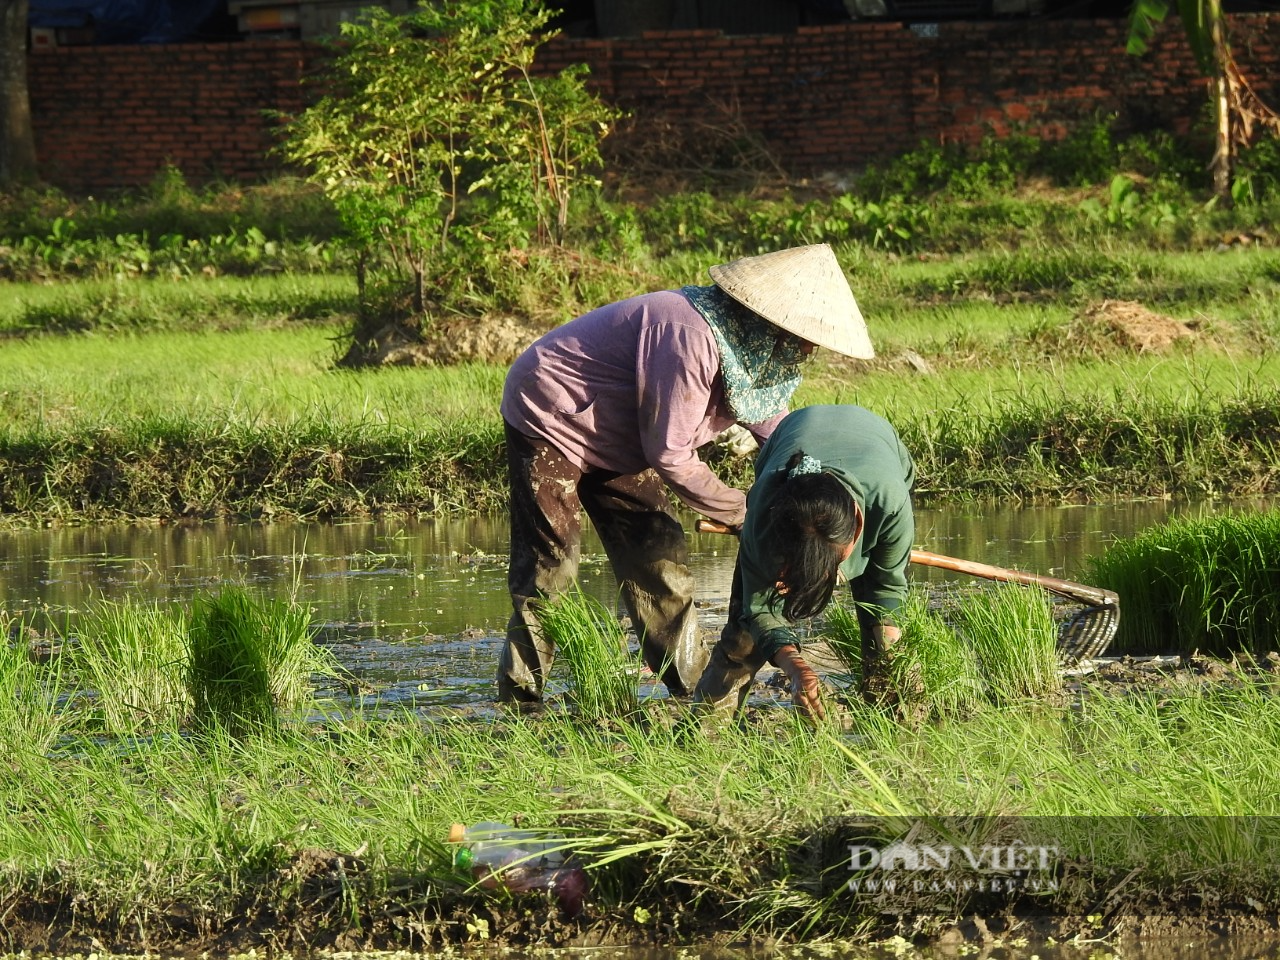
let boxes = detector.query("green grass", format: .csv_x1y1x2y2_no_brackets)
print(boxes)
538,586,642,721
1089,510,1280,657
3,334,1280,521
889,592,986,719
3,654,1280,946
3,579,1280,947
5,122,1280,953
14,589,341,741
0,181,1276,525
0,324,505,427
0,274,357,336
0,626,66,752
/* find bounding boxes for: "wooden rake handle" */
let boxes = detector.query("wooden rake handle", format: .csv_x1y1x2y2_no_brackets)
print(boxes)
694,520,1118,608
695,519,738,536
908,549,1118,608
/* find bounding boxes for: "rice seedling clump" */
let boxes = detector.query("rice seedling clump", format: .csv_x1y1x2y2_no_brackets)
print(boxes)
1089,509,1280,658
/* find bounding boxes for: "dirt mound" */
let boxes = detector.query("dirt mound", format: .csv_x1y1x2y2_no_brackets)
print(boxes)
1078,299,1198,353
354,315,545,367
1020,299,1201,364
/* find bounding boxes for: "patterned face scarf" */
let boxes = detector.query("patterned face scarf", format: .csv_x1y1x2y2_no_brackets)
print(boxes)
681,285,808,424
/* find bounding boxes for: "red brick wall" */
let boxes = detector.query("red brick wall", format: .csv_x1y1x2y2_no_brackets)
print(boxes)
27,15,1280,191
29,40,314,189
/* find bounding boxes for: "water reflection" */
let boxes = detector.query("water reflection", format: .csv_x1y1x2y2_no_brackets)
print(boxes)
0,500,1260,710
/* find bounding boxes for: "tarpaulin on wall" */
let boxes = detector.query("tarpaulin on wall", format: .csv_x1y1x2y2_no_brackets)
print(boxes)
29,0,224,43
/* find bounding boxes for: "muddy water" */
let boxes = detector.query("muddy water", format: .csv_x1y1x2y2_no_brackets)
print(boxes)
505,939,1280,959
0,500,1252,712
487,941,1280,960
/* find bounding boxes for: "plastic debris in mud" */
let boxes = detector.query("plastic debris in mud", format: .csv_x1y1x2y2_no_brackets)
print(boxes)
449,821,588,917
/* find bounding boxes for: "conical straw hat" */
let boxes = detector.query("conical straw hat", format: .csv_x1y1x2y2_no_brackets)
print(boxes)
708,243,874,359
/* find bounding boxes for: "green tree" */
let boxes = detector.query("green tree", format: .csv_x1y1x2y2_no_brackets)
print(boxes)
277,0,616,325
1128,0,1279,199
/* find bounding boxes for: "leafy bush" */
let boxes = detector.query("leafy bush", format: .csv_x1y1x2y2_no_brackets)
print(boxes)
0,167,341,247
1038,115,1120,187
1233,135,1280,204
276,0,617,319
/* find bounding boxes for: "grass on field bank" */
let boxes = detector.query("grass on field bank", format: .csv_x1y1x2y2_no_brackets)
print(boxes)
0,274,357,336
3,607,1280,947
0,136,1279,524
4,355,1280,522
4,239,1278,344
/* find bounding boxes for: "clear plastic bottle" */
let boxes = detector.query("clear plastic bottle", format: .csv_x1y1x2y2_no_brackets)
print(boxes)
449,821,588,917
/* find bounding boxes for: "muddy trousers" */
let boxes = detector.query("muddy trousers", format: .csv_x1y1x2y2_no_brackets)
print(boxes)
498,423,710,703
690,560,770,716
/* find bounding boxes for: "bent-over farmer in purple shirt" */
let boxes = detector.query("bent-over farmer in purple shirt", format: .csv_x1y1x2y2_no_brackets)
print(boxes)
497,243,874,704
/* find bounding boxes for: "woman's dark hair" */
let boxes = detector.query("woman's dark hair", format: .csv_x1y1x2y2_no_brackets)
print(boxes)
766,452,860,621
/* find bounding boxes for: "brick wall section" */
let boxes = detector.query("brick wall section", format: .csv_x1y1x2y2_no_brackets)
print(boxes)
29,40,316,190
536,17,1279,170
26,14,1280,191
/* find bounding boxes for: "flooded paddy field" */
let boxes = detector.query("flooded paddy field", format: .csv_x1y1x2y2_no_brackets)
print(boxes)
5,500,1280,960
0,500,1238,713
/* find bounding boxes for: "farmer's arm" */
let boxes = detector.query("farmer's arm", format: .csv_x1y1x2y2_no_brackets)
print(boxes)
738,530,827,720
744,410,787,445
848,501,914,651
635,320,748,526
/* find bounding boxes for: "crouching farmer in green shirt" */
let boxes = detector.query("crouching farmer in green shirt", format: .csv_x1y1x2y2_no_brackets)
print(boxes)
692,404,915,721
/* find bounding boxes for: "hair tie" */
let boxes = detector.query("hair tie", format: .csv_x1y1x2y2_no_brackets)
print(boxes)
788,454,823,479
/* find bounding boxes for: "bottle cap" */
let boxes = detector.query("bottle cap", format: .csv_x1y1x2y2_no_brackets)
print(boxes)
448,823,466,844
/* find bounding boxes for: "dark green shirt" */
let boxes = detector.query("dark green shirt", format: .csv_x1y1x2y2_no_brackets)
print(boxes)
736,405,915,660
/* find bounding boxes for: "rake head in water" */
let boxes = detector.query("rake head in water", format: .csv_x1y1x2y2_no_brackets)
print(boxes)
1056,601,1120,665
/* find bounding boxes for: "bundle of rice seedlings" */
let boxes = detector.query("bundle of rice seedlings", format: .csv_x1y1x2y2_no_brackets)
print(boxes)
822,589,984,720
537,586,641,721
72,599,189,734
954,582,1061,704
822,601,864,679
0,624,65,750
187,587,335,738
1088,510,1280,657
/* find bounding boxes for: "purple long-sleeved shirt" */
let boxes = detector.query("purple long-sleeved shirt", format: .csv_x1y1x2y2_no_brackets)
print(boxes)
500,289,784,526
